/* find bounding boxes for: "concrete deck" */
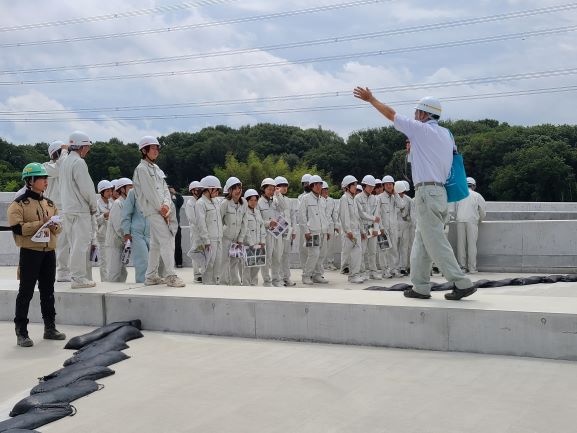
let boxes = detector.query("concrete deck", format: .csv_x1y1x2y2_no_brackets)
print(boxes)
1,323,577,433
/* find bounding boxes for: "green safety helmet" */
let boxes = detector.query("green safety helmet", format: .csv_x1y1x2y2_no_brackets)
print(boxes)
22,162,48,180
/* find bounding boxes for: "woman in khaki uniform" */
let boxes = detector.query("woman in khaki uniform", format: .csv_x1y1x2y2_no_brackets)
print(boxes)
7,163,66,347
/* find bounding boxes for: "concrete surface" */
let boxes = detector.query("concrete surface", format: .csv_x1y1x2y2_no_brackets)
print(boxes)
1,323,577,433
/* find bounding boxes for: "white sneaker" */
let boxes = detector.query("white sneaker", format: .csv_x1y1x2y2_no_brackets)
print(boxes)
382,271,392,279
312,276,329,284
272,281,283,287
263,281,272,287
57,275,71,282
71,278,96,289
302,276,314,285
166,275,186,287
144,275,164,286
284,280,296,287
349,275,364,284
369,272,382,280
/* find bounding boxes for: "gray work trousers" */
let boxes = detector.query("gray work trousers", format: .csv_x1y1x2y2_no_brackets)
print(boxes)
457,222,479,272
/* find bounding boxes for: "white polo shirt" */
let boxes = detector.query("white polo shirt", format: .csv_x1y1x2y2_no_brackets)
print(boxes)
394,114,454,185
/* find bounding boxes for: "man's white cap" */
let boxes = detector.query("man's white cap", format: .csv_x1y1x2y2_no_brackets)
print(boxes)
382,175,395,184
115,177,133,190
321,181,329,189
261,177,276,188
188,181,201,191
48,140,64,157
301,173,312,183
244,189,259,199
341,175,358,189
361,174,376,187
97,180,113,193
466,177,476,186
201,175,222,189
415,96,442,117
394,180,407,194
138,136,159,150
274,176,289,186
308,175,322,185
69,131,91,147
223,177,242,194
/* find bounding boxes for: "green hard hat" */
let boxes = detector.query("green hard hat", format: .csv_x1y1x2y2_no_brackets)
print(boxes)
22,162,48,180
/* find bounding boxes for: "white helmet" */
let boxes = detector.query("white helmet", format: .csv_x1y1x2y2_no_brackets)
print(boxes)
356,185,362,192
301,173,312,183
261,177,276,188
403,180,410,191
308,175,322,185
341,175,358,189
48,140,64,157
110,179,119,191
274,176,289,186
115,177,133,190
243,188,259,200
69,131,91,148
321,181,329,189
201,175,222,189
394,180,407,194
361,174,376,187
188,180,201,191
138,136,159,150
223,177,242,194
97,179,113,193
382,175,395,184
467,177,476,186
415,96,442,117
375,177,383,185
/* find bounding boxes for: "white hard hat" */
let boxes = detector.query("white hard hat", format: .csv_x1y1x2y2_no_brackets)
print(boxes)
244,188,259,199
97,180,113,193
341,175,358,189
356,185,362,192
223,177,242,194
115,177,133,190
261,177,276,188
301,173,312,183
415,96,442,117
138,136,160,150
308,175,322,185
274,176,289,186
361,174,376,187
201,175,222,189
466,177,476,186
394,180,407,194
382,175,395,184
321,181,329,189
188,180,201,191
69,131,91,147
48,140,64,157
375,177,383,185
403,180,410,191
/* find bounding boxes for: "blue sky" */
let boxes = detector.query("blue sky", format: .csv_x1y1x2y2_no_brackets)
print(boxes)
1,0,576,144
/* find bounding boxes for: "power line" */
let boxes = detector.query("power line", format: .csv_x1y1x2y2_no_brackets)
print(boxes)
0,0,392,48
2,25,576,85
2,66,577,115
2,2,576,75
0,0,238,32
1,85,576,122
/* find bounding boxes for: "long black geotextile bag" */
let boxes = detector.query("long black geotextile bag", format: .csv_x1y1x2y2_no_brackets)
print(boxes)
0,403,75,432
70,325,144,351
63,338,128,367
2,429,41,433
30,366,114,395
41,351,129,382
11,380,100,417
64,320,142,350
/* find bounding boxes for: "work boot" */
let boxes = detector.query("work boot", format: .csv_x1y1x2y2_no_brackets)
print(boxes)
15,325,33,347
348,275,364,284
144,275,165,286
312,275,329,284
369,272,382,280
272,280,283,287
44,324,66,340
403,288,431,299
445,286,477,301
302,276,314,285
165,275,185,287
284,280,296,287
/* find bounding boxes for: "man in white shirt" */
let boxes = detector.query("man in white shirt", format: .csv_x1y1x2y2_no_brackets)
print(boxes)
455,177,486,273
354,87,475,300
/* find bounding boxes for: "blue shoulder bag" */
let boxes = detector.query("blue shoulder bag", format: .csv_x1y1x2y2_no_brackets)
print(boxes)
445,131,469,203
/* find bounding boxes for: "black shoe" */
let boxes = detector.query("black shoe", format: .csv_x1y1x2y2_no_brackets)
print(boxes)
403,288,431,299
44,327,66,340
445,286,477,301
17,334,34,347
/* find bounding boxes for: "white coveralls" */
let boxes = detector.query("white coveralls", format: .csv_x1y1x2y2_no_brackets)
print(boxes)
323,197,340,270
60,151,97,284
96,197,113,281
275,193,296,285
397,194,415,272
378,192,405,276
105,196,128,282
299,192,330,281
455,189,486,272
242,207,266,286
219,198,247,285
258,194,284,286
121,188,150,283
133,160,178,281
43,149,70,280
184,196,203,280
355,191,380,277
195,194,224,285
297,191,309,270
339,191,362,280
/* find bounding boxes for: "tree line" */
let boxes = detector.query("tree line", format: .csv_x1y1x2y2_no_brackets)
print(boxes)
2,120,577,201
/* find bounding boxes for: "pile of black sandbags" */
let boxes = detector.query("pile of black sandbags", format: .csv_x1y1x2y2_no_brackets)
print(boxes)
0,320,142,432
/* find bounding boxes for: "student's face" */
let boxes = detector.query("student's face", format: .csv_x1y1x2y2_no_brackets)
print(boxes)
277,185,288,195
32,176,48,193
145,145,160,161
321,188,328,198
364,185,374,194
102,188,113,200
263,185,275,198
374,184,383,194
247,196,258,208
384,183,394,194
209,188,220,198
311,182,322,194
347,182,357,194
230,184,242,200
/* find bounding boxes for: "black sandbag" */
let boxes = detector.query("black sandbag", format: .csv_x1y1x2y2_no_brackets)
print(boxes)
11,381,99,417
64,320,142,350
364,283,413,291
560,274,577,282
63,338,128,367
479,278,516,288
430,282,455,292
74,326,142,355
2,429,41,433
508,278,526,286
30,367,114,395
42,351,129,381
541,275,565,283
518,276,544,285
0,403,75,432
472,279,492,288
